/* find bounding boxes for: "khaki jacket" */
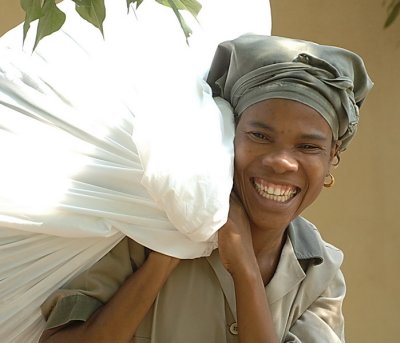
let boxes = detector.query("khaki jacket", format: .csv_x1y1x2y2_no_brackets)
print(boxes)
42,216,345,342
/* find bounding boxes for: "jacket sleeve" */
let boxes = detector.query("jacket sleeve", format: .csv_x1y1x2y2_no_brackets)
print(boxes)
284,268,346,343
40,237,142,329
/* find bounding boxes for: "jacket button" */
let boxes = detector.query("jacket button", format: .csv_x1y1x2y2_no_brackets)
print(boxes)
229,322,238,335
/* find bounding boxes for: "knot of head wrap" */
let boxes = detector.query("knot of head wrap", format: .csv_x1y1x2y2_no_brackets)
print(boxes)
207,34,373,151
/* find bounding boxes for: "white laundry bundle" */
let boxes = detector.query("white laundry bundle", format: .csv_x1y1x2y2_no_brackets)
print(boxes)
0,0,271,341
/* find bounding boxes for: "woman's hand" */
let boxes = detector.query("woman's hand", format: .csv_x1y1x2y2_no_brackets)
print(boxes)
218,191,258,277
218,191,279,343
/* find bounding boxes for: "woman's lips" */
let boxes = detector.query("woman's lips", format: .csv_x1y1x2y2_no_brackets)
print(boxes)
252,178,299,203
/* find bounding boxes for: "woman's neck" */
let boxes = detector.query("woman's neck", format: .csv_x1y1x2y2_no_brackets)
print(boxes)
251,225,287,285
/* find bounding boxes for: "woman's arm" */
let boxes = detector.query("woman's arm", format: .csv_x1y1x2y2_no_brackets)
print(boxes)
40,251,179,343
218,193,278,343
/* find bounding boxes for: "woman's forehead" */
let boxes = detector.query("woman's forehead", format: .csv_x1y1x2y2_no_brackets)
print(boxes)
238,99,333,138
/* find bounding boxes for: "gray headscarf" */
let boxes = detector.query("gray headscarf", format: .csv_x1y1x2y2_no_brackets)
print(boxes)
207,34,373,151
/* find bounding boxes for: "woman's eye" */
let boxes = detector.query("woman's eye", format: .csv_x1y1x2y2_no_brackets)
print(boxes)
299,144,322,152
250,132,270,141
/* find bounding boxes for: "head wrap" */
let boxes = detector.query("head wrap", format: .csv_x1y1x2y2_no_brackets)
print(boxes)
207,34,373,151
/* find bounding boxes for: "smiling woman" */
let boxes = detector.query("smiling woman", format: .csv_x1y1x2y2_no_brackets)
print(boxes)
206,34,373,342
38,34,372,343
233,99,335,235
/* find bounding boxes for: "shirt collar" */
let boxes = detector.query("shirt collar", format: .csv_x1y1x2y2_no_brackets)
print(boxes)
287,216,324,265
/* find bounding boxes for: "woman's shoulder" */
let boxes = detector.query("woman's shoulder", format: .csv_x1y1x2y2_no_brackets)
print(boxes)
288,216,344,270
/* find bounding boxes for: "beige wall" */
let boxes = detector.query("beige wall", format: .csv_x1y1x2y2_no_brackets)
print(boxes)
0,1,24,36
270,1,399,342
1,1,399,342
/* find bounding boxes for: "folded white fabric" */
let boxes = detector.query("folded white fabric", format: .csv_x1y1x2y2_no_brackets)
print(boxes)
0,45,235,256
0,228,125,343
0,0,270,256
0,0,271,341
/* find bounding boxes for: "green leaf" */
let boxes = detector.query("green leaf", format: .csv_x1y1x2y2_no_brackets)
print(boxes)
21,0,202,49
157,0,201,17
386,0,398,11
156,0,202,41
167,0,192,39
179,0,202,17
20,0,42,43
126,0,144,11
33,0,66,50
384,1,400,28
72,0,106,36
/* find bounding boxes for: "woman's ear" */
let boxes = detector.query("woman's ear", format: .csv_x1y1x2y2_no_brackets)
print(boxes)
330,141,342,167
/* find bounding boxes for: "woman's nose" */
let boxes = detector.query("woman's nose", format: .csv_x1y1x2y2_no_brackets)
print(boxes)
261,150,298,174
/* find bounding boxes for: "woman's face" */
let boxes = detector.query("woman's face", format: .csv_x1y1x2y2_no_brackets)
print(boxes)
234,98,336,232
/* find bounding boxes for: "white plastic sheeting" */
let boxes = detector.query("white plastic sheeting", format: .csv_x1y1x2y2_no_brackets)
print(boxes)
0,0,271,341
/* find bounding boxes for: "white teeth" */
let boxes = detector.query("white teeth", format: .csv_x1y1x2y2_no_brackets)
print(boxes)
273,187,281,196
254,181,297,203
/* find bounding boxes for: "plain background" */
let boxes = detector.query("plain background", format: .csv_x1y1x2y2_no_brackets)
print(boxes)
1,1,399,342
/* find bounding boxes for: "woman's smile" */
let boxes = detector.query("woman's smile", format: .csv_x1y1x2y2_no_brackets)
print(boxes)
252,178,299,203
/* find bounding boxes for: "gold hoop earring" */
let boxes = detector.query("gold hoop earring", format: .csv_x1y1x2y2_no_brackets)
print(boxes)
324,173,335,188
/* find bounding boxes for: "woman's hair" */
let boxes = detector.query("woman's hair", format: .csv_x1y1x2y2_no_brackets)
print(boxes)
207,34,373,152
